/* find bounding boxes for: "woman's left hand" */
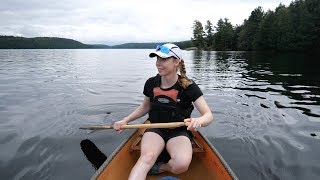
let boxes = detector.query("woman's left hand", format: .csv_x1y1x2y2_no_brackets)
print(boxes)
184,118,202,131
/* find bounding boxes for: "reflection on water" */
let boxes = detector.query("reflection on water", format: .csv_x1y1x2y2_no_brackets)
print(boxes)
191,50,320,179
0,49,319,180
192,51,320,118
239,52,320,118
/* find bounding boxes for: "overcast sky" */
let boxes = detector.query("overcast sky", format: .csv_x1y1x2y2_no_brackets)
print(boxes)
0,0,292,45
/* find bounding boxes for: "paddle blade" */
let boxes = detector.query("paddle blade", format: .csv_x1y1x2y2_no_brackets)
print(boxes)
80,139,107,170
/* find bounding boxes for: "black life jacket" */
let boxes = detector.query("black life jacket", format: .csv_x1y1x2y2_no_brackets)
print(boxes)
148,75,194,123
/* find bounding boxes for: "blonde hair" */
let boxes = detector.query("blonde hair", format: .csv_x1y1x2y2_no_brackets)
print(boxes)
178,60,193,89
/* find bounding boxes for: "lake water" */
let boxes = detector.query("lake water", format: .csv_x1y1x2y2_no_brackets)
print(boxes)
0,49,319,180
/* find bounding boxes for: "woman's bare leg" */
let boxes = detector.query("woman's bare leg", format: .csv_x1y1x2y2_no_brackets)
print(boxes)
159,136,192,174
128,132,165,180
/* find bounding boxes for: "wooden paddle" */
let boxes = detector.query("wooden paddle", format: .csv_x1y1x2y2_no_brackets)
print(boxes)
79,122,190,130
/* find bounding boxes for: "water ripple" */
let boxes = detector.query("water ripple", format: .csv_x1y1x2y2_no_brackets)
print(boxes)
1,50,319,180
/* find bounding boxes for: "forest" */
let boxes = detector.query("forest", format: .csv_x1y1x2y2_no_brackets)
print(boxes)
192,0,320,52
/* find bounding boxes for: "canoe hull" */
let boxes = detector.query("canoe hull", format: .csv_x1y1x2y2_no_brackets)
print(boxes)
91,125,238,180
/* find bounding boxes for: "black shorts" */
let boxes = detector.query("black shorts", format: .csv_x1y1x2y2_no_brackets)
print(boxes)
145,127,193,143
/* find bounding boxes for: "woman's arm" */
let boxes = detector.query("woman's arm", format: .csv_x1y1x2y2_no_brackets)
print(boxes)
113,96,150,132
123,96,150,123
185,96,213,131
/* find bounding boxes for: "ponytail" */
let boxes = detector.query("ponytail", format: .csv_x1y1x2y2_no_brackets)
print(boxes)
178,60,192,89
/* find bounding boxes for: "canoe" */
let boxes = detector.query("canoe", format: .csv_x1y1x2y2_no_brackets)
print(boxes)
90,123,238,180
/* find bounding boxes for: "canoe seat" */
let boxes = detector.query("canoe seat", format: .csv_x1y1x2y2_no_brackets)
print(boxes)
130,134,205,153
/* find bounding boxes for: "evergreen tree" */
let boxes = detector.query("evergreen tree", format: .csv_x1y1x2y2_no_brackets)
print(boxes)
253,10,277,50
223,18,235,50
274,4,292,50
192,20,205,49
238,7,264,50
214,18,235,50
288,0,320,51
305,0,320,51
205,20,214,49
233,25,242,50
214,19,224,50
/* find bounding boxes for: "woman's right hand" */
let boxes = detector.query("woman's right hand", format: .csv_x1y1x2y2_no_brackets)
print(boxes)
113,119,127,133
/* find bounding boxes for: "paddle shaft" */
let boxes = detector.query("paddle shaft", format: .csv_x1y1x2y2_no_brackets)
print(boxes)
80,122,190,130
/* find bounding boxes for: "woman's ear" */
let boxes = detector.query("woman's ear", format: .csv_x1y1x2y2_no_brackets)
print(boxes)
173,58,180,66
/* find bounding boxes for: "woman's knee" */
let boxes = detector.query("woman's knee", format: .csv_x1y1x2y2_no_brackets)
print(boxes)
139,151,158,165
170,158,191,174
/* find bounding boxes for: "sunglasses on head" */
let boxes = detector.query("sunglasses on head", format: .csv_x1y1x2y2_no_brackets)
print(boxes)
156,45,180,59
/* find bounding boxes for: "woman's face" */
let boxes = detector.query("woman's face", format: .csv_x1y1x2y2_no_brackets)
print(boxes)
156,56,179,76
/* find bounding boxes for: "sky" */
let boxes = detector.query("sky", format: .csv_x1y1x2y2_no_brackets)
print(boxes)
0,0,293,45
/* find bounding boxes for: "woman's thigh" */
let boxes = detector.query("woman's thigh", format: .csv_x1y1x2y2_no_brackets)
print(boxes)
166,136,192,162
141,132,166,157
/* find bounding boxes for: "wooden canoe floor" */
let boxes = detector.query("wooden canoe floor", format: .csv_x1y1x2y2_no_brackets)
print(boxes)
147,154,220,180
96,128,232,180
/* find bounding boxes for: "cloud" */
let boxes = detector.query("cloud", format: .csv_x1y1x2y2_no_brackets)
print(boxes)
0,0,292,45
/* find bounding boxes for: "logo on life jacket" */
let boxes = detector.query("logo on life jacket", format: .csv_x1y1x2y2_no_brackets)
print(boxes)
158,98,170,103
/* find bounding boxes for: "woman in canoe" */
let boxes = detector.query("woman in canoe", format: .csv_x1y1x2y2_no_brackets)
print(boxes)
113,43,213,180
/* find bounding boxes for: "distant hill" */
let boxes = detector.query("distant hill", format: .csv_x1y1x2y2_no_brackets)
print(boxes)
89,44,111,49
0,35,192,49
112,40,193,49
0,36,96,49
112,42,164,49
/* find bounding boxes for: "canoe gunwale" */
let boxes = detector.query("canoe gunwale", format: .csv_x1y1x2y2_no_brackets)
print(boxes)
195,132,239,180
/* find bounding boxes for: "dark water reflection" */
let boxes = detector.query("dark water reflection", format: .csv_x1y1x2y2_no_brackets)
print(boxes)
0,49,319,180
238,52,320,116
192,50,320,179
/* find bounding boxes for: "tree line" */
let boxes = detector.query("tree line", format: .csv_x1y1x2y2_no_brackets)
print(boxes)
0,36,192,49
192,0,320,52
